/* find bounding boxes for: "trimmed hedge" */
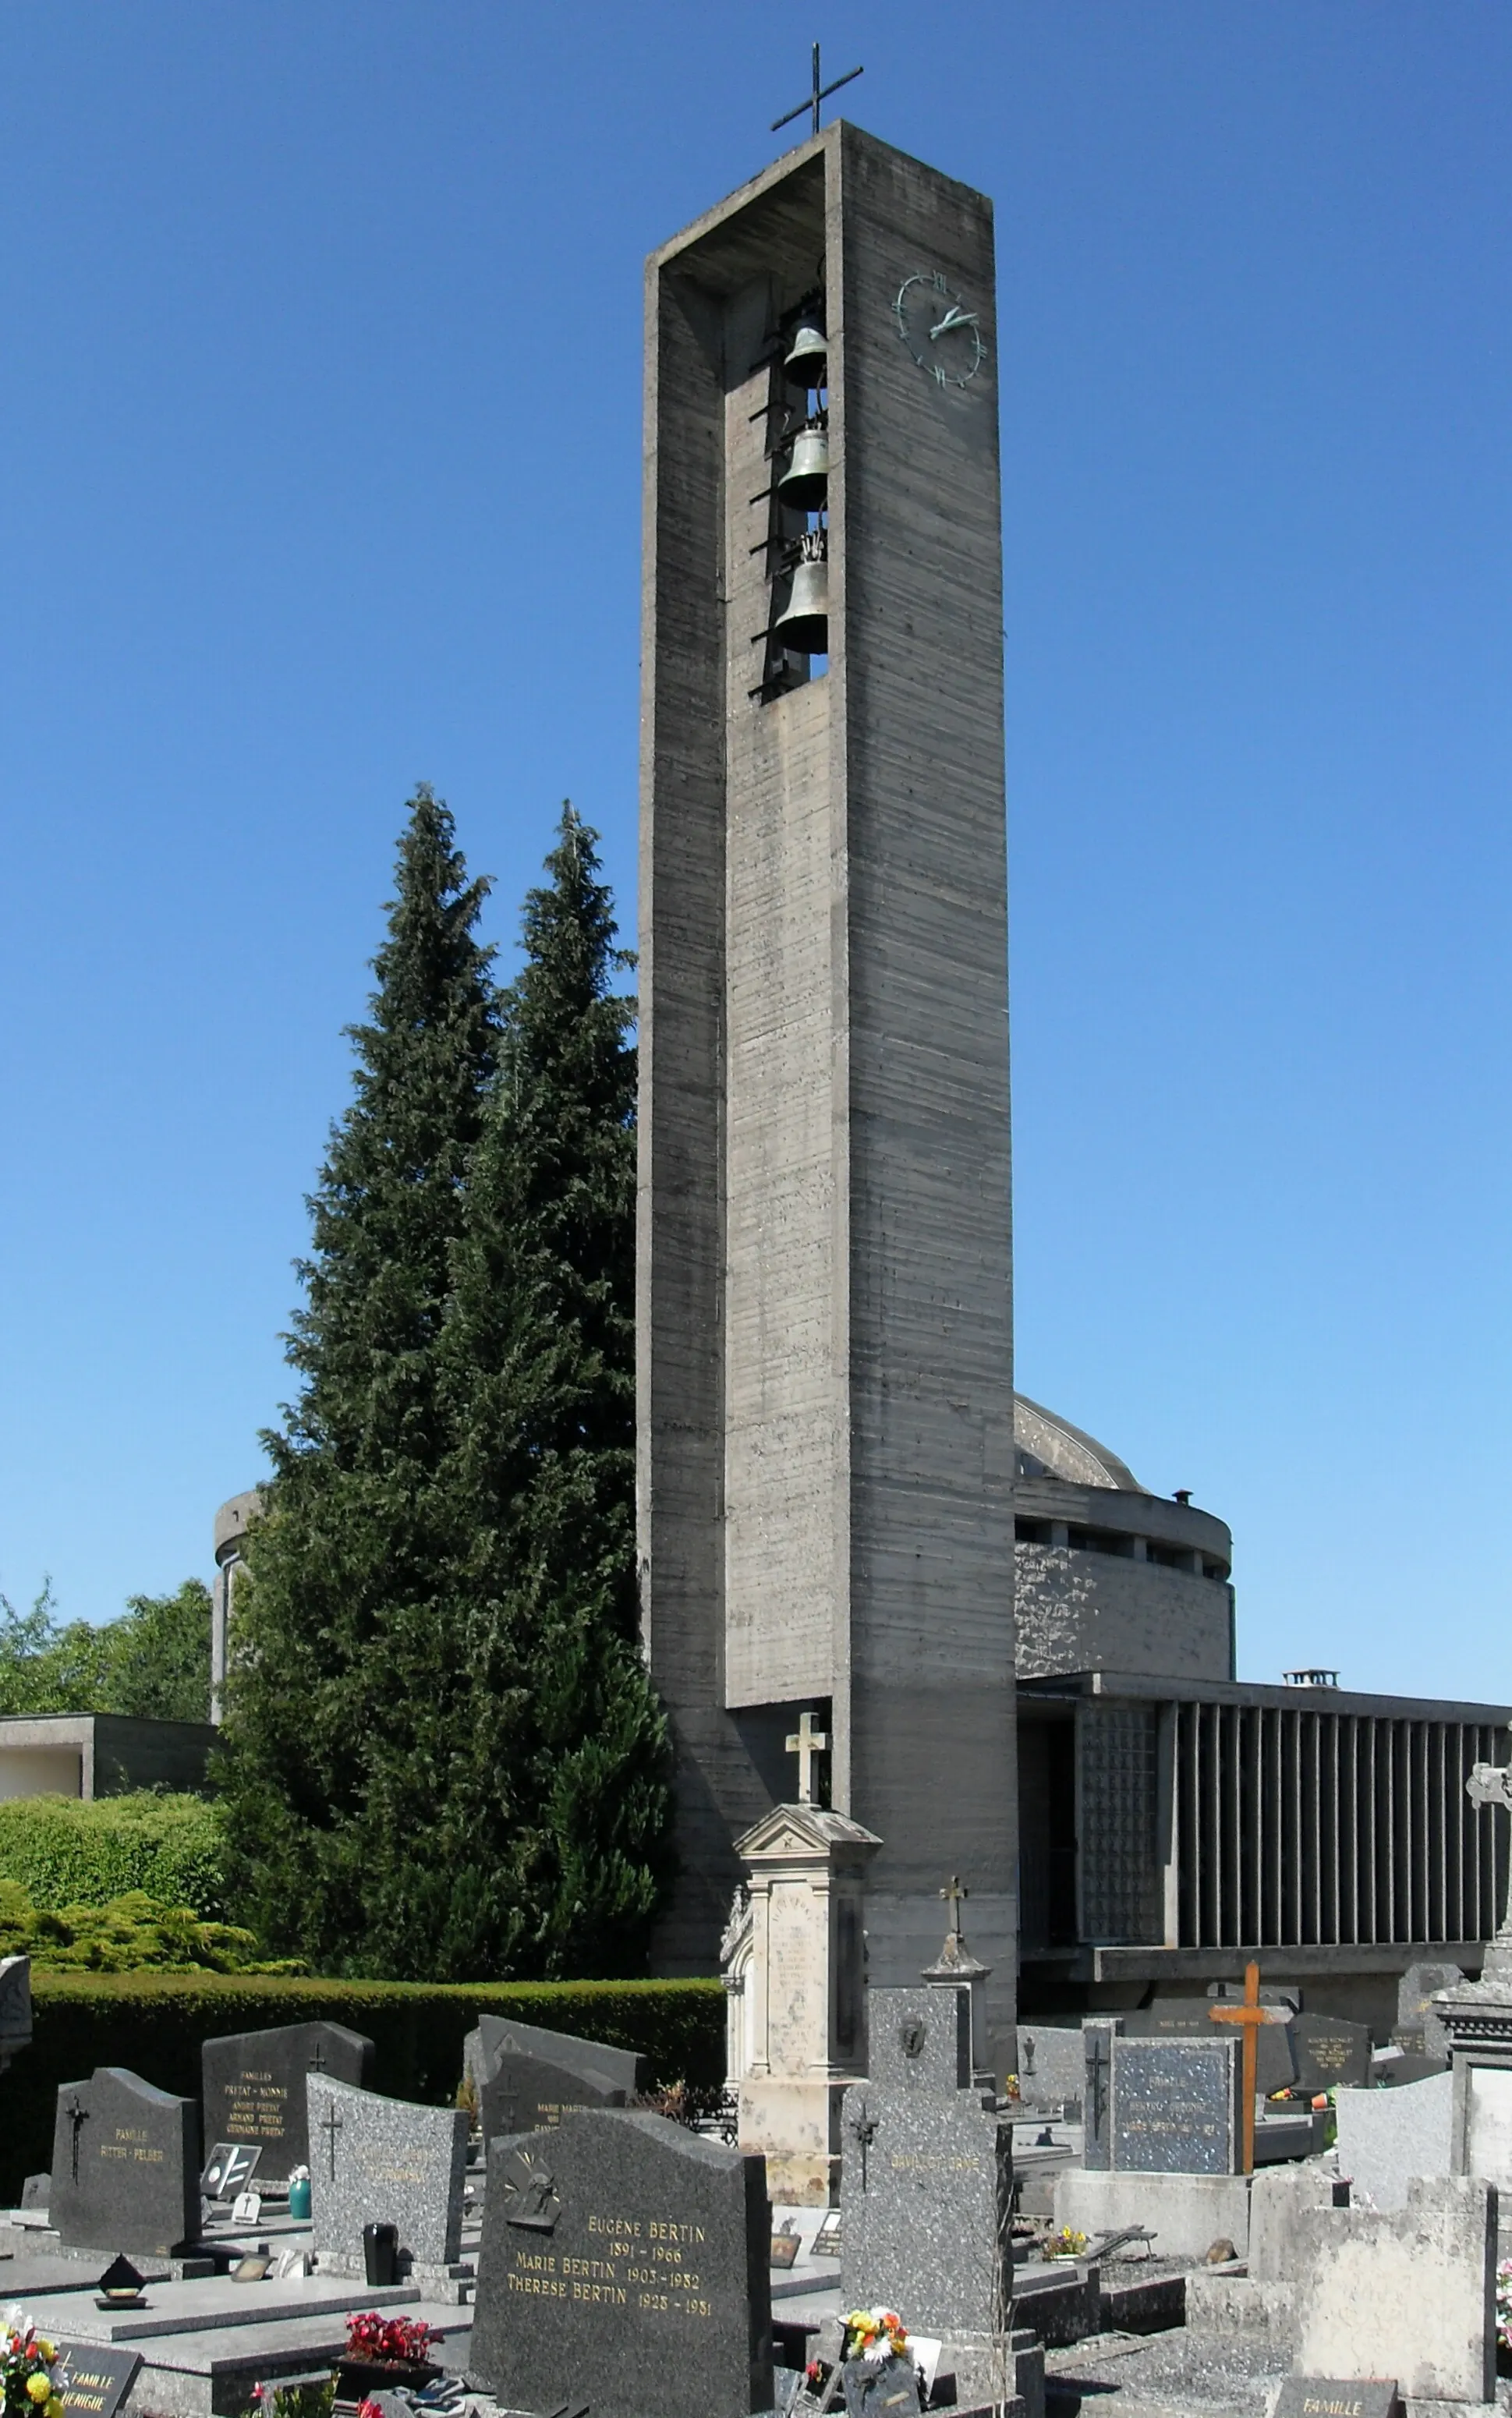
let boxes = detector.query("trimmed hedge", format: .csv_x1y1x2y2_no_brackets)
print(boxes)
0,1795,225,1917
0,1974,724,2202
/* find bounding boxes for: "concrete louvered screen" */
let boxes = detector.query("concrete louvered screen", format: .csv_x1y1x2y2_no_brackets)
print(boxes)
1172,1701,1510,1949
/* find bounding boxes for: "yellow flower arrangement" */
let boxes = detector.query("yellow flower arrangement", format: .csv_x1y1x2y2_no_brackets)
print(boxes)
842,2307,910,2365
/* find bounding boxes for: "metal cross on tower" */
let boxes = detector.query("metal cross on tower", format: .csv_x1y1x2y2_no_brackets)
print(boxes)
784,1708,828,1804
772,42,863,139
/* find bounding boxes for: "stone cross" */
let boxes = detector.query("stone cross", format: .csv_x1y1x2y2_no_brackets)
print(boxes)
940,1875,968,1939
320,2098,343,2179
63,2093,89,2183
770,41,863,139
784,1709,828,1806
1209,1959,1273,2175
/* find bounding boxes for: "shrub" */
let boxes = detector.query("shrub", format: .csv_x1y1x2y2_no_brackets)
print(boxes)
0,1882,299,1974
0,1794,225,1917
0,1974,724,2201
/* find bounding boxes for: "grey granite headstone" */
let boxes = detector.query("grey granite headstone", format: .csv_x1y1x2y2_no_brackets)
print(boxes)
469,2108,771,2418
475,2013,649,2098
1396,1962,1464,2059
1332,2069,1452,2212
203,2021,374,2179
306,2073,466,2273
1291,2014,1372,2096
49,2068,198,2257
1123,1997,1297,2097
1015,2026,1085,2109
480,2050,628,2144
1108,2037,1242,2174
841,1986,1011,2339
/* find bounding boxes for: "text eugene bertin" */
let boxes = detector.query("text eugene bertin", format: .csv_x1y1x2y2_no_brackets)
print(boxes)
507,2214,714,2319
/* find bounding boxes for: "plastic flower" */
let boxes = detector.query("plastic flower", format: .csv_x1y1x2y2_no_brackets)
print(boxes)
27,2374,52,2403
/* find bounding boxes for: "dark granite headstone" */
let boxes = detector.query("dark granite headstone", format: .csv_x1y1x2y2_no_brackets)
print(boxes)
202,2021,374,2179
21,2172,49,2209
1375,2051,1446,2087
53,2343,143,2418
470,2108,771,2418
49,2069,198,2257
475,2013,649,2097
1271,2381,1399,2418
1291,2014,1372,2095
1396,1962,1464,2058
840,1986,1012,2339
1123,1998,1296,2097
1109,2037,1242,2174
0,1954,32,2069
480,2051,627,2144
842,2355,922,2418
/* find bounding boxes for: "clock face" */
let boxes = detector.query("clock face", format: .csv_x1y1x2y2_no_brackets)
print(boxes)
894,270,985,388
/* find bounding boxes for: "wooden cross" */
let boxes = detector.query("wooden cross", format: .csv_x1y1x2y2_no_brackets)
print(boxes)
771,42,864,140
320,2100,343,2180
940,1875,968,1939
785,1708,828,1805
1209,1960,1272,2175
63,2094,89,2183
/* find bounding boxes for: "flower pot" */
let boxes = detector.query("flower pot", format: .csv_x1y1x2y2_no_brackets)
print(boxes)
335,2360,442,2408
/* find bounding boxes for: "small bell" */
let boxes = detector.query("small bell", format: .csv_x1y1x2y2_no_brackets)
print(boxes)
774,530,828,656
784,320,827,389
777,416,830,510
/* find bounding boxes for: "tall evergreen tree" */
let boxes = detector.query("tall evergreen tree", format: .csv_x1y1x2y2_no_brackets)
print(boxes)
217,788,500,1969
439,803,671,1977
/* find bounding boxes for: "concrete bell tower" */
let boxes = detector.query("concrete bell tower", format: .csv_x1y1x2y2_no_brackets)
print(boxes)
637,121,1018,2066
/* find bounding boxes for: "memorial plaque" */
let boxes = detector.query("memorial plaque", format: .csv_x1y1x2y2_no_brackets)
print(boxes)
1109,2037,1242,2175
306,2074,466,2271
200,2142,260,2200
53,2344,142,2418
841,1987,1012,2340
469,2108,772,2418
202,2021,374,2179
49,2069,198,2258
1291,2014,1372,2096
1271,2381,1399,2418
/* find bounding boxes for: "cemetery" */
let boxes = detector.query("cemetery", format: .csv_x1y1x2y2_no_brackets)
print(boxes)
2,65,1510,2418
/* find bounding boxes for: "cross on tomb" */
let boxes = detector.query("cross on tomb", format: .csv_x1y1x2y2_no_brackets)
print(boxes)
306,2039,327,2074
771,42,864,140
1084,2029,1111,2147
940,1875,968,1939
63,2094,89,2183
1209,1959,1274,2175
785,1708,828,1806
320,2100,343,2180
846,2094,878,2191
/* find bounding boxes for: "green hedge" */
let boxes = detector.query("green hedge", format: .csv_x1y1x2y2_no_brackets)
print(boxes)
0,1796,225,1917
0,1974,724,2202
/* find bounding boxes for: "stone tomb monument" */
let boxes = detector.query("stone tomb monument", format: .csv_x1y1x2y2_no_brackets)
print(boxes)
469,2108,772,2418
724,1798,879,2204
306,2074,466,2285
472,2012,648,2144
202,2020,374,2179
1085,2032,1242,2175
1290,2014,1372,2097
841,1985,1011,2341
50,2067,198,2258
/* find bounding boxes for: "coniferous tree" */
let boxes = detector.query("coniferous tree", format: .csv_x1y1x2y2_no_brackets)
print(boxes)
217,788,500,1969
439,804,671,1977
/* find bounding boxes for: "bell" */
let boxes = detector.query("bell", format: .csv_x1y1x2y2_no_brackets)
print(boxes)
784,320,827,389
774,532,828,655
778,418,830,509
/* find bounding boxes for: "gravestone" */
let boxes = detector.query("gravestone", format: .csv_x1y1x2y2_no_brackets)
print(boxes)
1272,2381,1399,2418
0,1954,32,2074
469,2108,772,2418
49,2069,198,2257
474,2013,648,2098
202,2020,374,2179
1291,2014,1372,2096
21,2173,49,2210
480,2050,628,2144
840,1986,1011,2340
1107,2037,1243,2174
52,2344,143,2418
1395,1961,1463,2058
1014,2026,1085,2110
1123,1996,1297,2098
306,2074,466,2277
1332,2068,1451,2212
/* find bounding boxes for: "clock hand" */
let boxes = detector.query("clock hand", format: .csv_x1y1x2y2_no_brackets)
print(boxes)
930,308,979,340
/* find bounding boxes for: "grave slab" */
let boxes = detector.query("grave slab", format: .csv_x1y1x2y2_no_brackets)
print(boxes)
469,2108,771,2418
306,2075,466,2280
50,2070,199,2260
1053,2168,1252,2263
202,2023,374,2180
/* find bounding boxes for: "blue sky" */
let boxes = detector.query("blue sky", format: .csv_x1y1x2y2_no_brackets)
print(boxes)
1,3,1507,1699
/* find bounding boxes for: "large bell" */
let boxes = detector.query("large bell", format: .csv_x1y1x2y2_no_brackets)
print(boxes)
777,416,829,509
784,320,827,389
774,532,828,655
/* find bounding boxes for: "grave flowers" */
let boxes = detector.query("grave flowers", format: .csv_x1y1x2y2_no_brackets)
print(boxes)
837,2309,922,2418
335,2314,443,2409
1,2307,62,2418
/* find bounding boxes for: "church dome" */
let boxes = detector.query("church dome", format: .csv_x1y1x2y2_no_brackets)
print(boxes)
1014,1393,1140,1492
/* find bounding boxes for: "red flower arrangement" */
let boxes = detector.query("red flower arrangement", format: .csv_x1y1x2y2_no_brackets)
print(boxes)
343,2317,439,2367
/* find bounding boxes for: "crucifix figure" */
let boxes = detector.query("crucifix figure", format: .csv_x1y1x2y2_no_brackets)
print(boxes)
845,2094,878,2190
1084,2029,1111,2148
785,1708,828,1806
1209,1960,1274,2175
63,2093,89,2184
940,1875,968,1939
771,42,863,140
320,2100,343,2181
